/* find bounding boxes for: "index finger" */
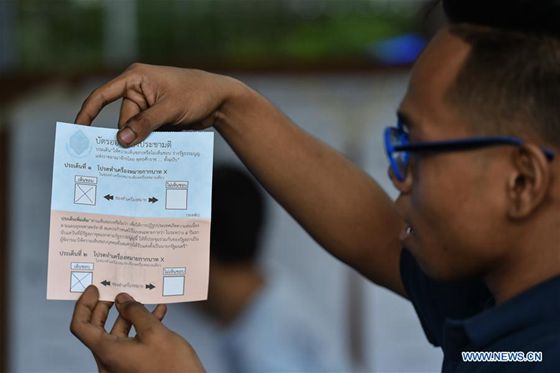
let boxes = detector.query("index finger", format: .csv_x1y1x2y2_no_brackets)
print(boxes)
70,285,111,353
75,74,130,125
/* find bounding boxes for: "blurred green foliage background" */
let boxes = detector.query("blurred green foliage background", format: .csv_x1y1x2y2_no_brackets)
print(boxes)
12,0,427,74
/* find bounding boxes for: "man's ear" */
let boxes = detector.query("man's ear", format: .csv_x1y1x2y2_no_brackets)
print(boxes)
507,143,550,219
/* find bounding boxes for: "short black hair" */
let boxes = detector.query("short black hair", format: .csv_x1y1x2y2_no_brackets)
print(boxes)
442,1,560,145
443,0,560,36
210,164,266,264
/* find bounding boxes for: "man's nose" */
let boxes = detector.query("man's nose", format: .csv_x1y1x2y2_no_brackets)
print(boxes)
387,166,412,194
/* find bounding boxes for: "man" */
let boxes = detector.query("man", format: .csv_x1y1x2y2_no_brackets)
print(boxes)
70,1,560,371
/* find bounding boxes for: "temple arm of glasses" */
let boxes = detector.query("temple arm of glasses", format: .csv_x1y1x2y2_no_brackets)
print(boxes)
394,137,555,161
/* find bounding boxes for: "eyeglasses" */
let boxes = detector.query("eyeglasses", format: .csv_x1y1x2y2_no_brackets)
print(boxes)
384,121,555,182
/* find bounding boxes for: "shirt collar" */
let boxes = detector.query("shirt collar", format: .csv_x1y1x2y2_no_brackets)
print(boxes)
447,274,560,348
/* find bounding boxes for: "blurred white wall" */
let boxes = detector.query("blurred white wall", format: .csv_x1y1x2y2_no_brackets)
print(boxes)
8,72,441,372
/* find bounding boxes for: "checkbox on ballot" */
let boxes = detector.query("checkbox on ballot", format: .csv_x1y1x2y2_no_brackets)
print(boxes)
74,183,96,205
70,271,92,293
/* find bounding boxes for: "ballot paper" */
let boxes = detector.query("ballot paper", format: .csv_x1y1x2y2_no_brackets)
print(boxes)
47,122,213,303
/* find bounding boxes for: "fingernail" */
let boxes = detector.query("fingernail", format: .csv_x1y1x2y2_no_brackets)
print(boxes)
116,293,133,303
118,127,136,144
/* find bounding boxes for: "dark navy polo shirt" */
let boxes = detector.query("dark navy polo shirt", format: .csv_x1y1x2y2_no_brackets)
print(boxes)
400,248,560,372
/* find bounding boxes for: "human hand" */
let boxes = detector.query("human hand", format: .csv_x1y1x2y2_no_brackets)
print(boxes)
70,285,204,373
75,63,245,147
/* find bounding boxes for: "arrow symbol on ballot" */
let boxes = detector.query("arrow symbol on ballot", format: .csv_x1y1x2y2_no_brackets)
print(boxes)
101,280,111,286
145,283,155,290
148,197,158,203
104,194,114,201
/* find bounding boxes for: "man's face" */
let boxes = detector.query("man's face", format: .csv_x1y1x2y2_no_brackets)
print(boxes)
393,28,514,280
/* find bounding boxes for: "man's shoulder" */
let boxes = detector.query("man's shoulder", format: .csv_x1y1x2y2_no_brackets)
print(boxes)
476,308,560,371
538,333,560,370
517,321,560,353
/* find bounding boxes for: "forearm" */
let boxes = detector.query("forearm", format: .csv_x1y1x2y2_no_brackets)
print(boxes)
74,64,406,295
215,79,405,294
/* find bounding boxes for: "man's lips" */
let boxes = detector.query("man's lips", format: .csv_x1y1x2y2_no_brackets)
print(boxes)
399,221,415,242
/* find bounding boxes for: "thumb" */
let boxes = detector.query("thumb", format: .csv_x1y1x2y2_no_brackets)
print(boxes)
117,102,177,147
114,293,164,339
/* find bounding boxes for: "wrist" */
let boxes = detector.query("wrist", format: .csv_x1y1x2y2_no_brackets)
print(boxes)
212,75,261,132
